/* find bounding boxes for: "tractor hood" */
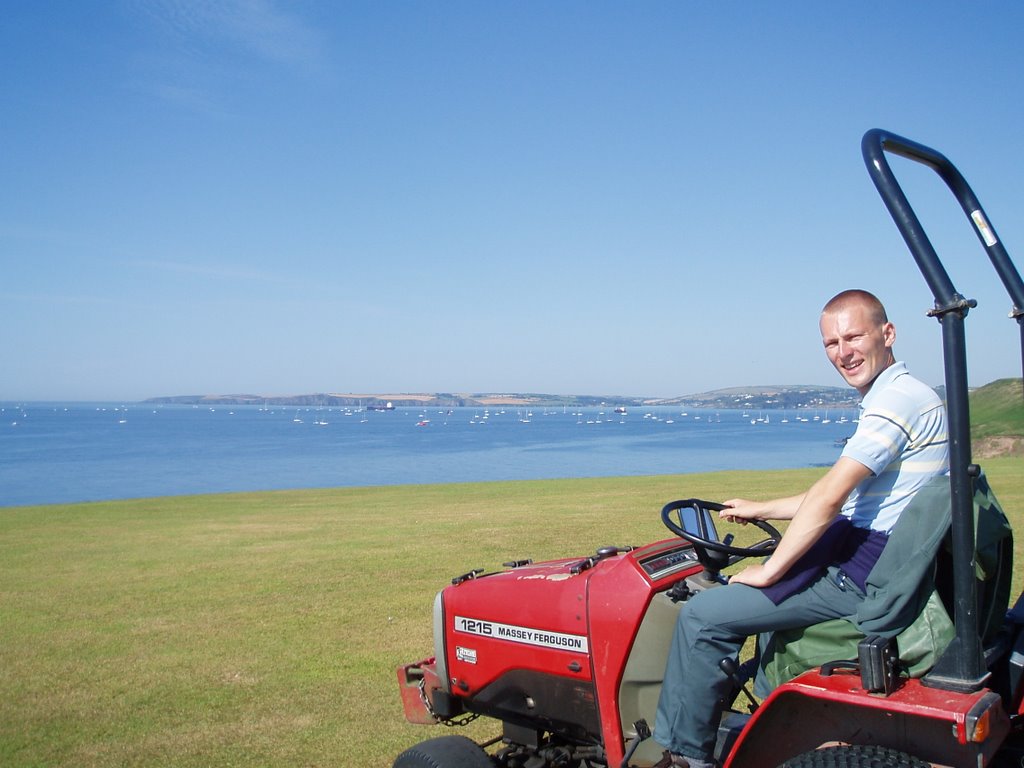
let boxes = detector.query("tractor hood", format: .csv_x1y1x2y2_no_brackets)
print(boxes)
429,540,704,741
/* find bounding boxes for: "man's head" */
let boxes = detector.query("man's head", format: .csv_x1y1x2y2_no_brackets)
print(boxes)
820,289,896,395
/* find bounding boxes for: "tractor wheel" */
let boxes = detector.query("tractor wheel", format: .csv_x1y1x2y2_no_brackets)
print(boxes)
780,744,930,768
392,735,493,768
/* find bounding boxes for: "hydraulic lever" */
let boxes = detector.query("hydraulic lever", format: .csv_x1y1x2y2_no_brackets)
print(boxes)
720,657,758,713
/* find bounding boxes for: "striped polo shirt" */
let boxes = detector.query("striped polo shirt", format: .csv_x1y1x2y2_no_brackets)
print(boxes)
839,361,949,534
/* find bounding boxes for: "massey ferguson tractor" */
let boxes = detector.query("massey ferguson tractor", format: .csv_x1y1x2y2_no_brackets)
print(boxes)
393,131,1024,767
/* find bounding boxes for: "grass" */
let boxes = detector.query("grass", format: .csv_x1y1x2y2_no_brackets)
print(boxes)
1,459,1022,767
971,378,1024,439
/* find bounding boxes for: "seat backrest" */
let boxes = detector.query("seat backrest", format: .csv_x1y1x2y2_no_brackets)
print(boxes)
934,472,1014,646
758,471,1014,695
755,475,953,696
853,475,952,636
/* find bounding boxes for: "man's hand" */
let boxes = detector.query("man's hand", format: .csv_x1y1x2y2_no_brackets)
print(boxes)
728,562,780,588
727,457,872,590
720,499,763,525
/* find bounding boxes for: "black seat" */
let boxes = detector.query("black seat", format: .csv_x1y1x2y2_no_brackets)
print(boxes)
933,472,1014,650
754,472,1013,695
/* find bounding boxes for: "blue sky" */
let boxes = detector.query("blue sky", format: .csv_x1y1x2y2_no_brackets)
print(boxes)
3,2,1023,402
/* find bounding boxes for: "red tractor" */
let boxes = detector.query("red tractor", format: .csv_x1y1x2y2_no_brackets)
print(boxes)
393,130,1024,767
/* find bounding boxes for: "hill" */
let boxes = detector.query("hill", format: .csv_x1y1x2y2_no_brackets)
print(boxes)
143,385,859,410
143,392,620,408
652,384,858,410
971,378,1024,457
141,380,1019,426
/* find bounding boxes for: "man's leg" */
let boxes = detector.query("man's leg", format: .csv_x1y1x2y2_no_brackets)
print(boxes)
654,568,864,762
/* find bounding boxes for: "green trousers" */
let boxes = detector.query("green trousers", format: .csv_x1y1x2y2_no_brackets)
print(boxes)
653,566,866,761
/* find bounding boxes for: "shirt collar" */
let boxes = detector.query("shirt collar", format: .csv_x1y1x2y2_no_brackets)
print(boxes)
859,361,908,409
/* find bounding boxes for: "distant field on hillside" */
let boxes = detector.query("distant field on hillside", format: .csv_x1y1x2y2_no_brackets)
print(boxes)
971,378,1024,438
971,379,1024,457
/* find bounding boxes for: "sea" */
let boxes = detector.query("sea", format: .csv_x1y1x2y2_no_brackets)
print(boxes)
0,402,861,508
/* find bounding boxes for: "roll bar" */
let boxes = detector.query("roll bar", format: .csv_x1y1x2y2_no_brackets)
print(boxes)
861,129,1024,692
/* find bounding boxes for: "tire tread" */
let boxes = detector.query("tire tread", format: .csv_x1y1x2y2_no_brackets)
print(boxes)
781,744,931,768
393,735,493,768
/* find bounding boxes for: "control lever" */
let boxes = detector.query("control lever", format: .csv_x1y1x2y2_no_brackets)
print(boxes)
619,718,651,768
719,657,758,713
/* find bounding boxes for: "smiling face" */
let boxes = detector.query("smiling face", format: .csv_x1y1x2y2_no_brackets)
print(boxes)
820,300,896,396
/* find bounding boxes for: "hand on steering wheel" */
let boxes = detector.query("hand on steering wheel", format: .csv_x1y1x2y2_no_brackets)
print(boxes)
661,498,781,576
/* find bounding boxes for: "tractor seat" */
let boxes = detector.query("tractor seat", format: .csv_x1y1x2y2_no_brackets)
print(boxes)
754,472,1013,697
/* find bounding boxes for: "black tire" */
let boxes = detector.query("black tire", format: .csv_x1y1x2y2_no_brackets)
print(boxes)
780,745,930,768
393,735,494,768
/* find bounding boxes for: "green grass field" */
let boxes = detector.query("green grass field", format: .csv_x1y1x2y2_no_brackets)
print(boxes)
2,459,1022,767
971,378,1024,439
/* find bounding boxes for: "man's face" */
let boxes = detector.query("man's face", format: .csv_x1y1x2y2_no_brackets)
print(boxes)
820,303,896,395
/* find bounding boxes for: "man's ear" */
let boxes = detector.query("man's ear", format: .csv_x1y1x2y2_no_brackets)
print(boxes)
883,322,896,349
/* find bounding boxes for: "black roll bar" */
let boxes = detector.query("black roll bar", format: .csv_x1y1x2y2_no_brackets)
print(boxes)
861,129,1024,693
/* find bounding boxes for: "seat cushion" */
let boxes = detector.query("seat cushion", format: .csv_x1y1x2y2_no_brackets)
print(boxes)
755,589,954,696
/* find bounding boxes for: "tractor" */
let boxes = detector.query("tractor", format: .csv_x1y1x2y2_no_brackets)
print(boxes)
393,130,1024,767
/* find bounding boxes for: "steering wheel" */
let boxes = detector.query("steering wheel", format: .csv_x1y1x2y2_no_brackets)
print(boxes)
661,499,781,573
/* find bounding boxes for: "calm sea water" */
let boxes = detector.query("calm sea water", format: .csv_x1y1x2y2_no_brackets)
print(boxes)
0,402,860,508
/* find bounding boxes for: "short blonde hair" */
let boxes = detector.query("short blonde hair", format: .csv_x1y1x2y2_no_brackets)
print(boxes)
822,289,888,325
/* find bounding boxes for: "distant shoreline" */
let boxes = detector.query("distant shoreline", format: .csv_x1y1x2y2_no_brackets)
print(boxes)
143,384,860,411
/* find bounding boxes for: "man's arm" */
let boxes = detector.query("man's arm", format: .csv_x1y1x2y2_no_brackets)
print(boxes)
728,457,873,588
720,493,807,523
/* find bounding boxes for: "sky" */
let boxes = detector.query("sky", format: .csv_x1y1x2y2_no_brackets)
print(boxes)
3,1,1024,402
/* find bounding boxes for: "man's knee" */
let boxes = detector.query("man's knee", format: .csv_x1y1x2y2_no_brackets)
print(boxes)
681,585,734,629
681,583,773,639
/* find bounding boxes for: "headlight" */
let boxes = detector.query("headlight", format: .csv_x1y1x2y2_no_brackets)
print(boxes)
432,590,450,693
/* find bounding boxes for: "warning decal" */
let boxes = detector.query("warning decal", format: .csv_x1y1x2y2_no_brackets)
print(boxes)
454,615,589,653
971,210,998,247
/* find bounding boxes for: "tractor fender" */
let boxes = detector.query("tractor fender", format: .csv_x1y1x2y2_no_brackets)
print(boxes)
722,670,1009,768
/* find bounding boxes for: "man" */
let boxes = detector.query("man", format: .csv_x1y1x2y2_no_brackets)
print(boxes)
652,289,949,768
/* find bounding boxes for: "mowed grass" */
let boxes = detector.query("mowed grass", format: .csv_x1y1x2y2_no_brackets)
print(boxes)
2,459,1022,767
